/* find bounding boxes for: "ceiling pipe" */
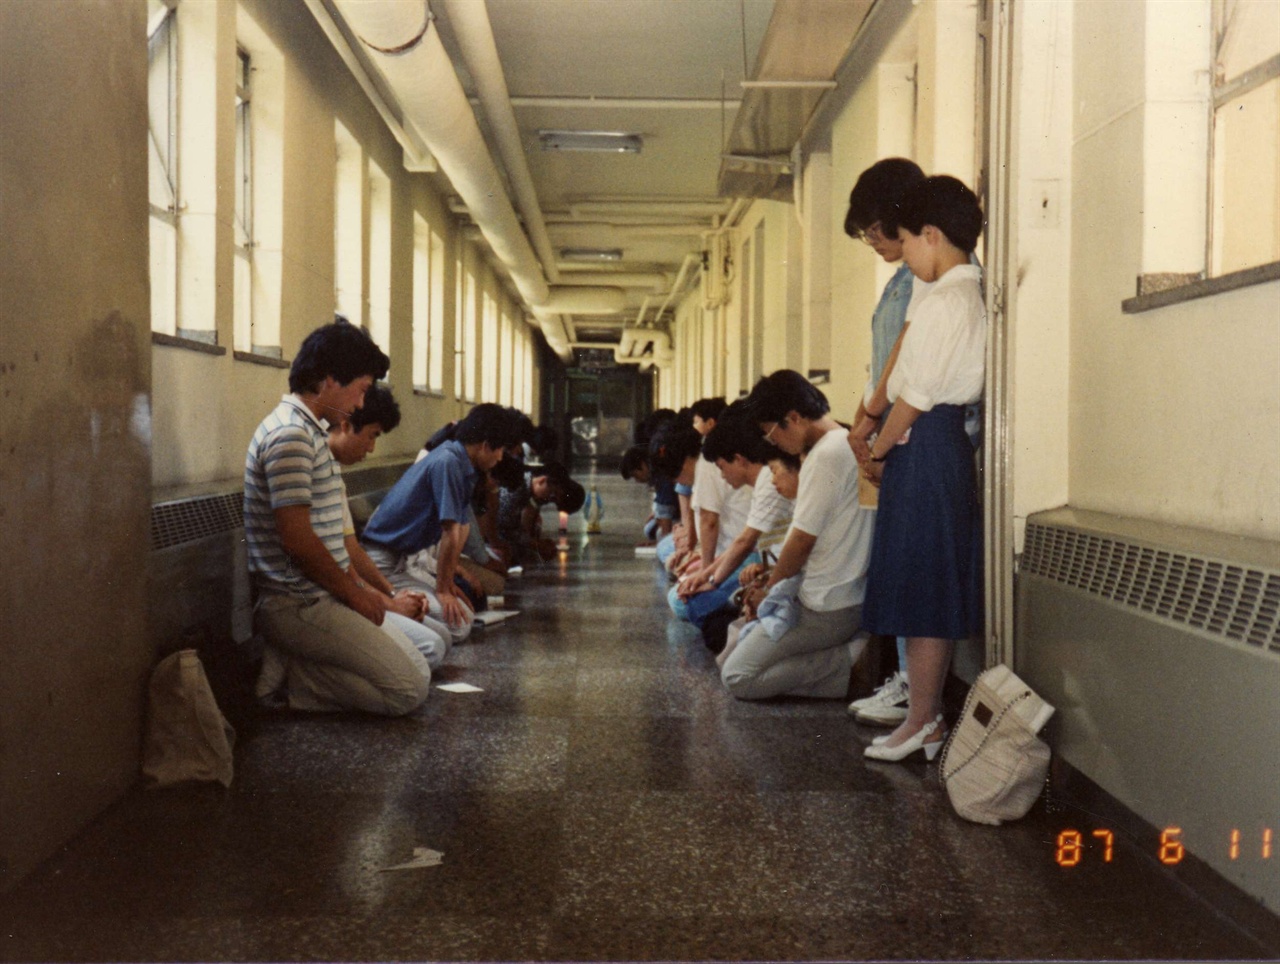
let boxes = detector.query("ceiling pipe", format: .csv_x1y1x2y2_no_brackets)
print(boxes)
439,0,561,285
331,0,575,360
655,252,701,321
303,0,437,173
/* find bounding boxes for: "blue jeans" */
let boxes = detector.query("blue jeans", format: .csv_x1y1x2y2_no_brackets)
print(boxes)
655,532,678,566
667,553,760,629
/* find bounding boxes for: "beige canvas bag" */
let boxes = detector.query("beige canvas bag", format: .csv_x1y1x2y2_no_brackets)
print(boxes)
938,665,1054,825
141,649,236,788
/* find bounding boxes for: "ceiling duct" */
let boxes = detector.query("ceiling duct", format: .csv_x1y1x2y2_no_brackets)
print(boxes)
326,0,576,360
717,0,875,200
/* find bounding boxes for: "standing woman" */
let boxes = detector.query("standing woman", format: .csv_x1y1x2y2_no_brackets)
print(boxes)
860,175,986,762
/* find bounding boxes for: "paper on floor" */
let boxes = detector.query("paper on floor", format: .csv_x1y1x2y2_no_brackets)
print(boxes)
380,847,443,872
473,608,519,627
436,681,484,694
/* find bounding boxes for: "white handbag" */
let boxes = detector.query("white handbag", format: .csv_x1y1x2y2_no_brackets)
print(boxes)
939,665,1054,825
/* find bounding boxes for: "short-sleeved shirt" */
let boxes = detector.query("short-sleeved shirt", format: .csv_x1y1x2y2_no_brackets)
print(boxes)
497,471,533,543
692,455,753,555
244,394,348,597
745,466,794,556
887,264,985,412
863,269,930,408
789,427,873,611
361,438,477,554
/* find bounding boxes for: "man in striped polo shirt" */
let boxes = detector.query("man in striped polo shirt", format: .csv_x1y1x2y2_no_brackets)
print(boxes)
244,320,429,716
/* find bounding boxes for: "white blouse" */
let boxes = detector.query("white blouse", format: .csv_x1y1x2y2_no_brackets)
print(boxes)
885,264,985,411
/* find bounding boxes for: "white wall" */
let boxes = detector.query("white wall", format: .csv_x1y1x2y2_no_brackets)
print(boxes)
1069,0,1280,539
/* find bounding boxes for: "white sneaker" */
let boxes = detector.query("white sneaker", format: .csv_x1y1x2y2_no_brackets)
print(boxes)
848,671,909,725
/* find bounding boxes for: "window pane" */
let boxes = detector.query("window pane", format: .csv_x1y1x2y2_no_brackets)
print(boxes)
1213,76,1280,274
149,215,177,336
412,213,429,389
482,292,498,402
463,267,477,401
429,231,446,391
234,249,252,351
368,160,391,357
1217,0,1280,81
334,121,363,322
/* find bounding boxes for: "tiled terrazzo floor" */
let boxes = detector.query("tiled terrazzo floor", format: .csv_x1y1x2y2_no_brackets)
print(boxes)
0,473,1273,962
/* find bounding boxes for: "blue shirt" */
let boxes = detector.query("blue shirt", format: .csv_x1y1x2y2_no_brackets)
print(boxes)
653,475,678,509
872,263,915,385
361,438,476,554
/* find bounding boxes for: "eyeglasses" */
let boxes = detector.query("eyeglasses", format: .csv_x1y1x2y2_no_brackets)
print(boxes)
852,221,888,245
763,419,784,442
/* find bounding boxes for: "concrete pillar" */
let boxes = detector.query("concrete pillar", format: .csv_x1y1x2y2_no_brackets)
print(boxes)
0,0,153,890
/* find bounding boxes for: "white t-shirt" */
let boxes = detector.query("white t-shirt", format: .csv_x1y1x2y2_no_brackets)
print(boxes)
887,264,985,411
745,465,794,556
863,274,936,407
692,455,752,555
790,427,873,611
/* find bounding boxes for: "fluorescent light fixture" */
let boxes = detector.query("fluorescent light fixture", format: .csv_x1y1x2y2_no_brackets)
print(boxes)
560,248,623,262
539,130,643,154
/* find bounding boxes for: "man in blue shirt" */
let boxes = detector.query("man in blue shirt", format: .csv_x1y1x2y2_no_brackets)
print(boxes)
361,404,517,631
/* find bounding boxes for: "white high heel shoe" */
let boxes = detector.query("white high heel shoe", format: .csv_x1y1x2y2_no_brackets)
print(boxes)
864,715,946,762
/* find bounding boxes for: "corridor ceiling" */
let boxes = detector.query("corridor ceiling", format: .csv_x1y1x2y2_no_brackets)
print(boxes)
313,0,873,360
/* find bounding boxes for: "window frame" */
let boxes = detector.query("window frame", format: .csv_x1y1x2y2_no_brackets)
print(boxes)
1206,0,1280,278
232,44,254,351
147,0,179,337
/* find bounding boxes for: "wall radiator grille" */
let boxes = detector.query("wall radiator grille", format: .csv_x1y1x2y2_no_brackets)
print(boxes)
151,493,244,551
1023,523,1280,656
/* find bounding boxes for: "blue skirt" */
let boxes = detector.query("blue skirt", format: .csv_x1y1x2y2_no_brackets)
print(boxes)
863,404,982,640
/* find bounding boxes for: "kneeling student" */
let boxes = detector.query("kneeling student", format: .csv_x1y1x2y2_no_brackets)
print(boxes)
721,370,872,700
327,384,450,670
245,320,429,716
673,402,794,629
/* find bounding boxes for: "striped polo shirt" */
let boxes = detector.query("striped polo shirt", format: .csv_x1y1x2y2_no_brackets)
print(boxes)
747,465,794,559
244,394,349,597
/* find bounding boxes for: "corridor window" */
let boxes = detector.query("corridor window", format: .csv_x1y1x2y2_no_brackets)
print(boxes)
232,47,253,351
499,307,514,406
1210,0,1280,275
334,120,363,324
368,159,391,357
412,216,447,393
147,0,178,336
481,291,498,402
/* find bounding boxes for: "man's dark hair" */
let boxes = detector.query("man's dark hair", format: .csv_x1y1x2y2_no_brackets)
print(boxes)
530,424,560,459
844,157,926,238
620,444,649,480
744,369,830,424
897,175,984,253
763,445,802,472
636,408,677,445
648,425,703,479
701,401,768,465
350,383,401,433
289,319,389,394
556,479,587,515
690,396,728,423
507,408,537,447
490,451,527,489
455,403,522,448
